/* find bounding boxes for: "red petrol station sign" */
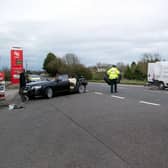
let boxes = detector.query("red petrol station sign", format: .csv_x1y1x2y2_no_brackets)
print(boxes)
0,72,5,81
0,72,5,99
10,47,23,84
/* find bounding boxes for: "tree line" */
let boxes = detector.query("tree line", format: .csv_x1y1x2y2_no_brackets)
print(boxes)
43,52,92,79
119,53,161,80
89,53,162,81
0,52,163,81
43,52,163,81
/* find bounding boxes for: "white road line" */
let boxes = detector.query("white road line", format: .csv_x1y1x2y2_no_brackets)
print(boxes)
94,92,103,95
145,90,162,94
111,95,125,99
139,101,160,106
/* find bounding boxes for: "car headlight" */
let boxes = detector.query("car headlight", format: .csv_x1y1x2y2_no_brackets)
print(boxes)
31,85,42,90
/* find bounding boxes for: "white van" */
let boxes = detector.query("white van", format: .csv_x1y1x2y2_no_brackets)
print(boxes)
147,61,168,89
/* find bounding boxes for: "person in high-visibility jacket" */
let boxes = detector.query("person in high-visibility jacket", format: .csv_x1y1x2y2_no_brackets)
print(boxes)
107,65,120,93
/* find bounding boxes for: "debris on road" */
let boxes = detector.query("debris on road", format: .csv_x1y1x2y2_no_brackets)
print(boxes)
8,104,24,110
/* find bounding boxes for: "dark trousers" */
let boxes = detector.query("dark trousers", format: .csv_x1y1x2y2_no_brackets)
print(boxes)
110,79,117,93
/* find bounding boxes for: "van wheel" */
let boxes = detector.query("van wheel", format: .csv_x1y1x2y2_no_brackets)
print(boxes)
159,82,165,90
45,87,53,98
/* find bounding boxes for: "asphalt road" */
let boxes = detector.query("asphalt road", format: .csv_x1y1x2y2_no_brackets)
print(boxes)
0,83,168,168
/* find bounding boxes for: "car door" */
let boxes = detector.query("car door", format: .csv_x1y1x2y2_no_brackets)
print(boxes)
56,79,69,92
54,75,70,92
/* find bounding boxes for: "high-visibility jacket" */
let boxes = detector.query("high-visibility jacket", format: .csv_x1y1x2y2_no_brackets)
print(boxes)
107,67,120,80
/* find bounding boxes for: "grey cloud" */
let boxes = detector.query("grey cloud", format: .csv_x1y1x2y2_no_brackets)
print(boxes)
1,19,168,70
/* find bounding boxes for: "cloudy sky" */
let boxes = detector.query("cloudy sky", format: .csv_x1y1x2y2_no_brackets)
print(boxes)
0,0,168,70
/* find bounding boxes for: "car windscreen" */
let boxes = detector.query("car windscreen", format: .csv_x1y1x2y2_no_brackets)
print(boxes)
29,75,40,78
57,74,69,81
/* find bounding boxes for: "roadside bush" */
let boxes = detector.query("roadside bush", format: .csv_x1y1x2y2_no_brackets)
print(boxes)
92,72,104,80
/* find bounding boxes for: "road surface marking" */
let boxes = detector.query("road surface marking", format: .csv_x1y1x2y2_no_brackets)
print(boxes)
111,95,125,99
145,90,163,94
94,92,103,95
139,101,160,106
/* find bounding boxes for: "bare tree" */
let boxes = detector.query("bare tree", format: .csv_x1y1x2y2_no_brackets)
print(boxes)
63,53,80,65
142,53,161,63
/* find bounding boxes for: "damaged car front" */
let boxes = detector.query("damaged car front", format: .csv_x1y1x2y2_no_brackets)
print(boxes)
23,80,50,99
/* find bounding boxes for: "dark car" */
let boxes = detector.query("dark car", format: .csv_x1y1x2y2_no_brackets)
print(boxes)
23,74,88,99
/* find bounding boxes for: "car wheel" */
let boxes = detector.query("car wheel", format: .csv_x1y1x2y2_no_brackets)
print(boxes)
45,87,53,98
78,84,86,93
159,82,165,90
21,95,29,102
